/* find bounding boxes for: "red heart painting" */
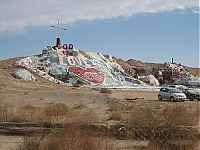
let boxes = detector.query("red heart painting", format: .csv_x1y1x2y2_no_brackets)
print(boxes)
68,67,105,84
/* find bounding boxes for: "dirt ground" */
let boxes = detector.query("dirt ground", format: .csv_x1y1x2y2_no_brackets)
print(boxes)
0,58,199,149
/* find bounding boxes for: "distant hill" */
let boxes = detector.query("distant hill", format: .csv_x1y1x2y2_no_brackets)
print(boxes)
114,57,200,77
182,66,200,77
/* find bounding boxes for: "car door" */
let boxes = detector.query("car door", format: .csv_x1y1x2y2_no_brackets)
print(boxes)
165,88,171,99
161,88,167,99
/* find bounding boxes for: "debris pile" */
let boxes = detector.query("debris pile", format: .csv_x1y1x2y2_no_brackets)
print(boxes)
151,62,198,86
129,62,199,87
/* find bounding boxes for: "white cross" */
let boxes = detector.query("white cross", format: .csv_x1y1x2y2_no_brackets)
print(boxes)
51,20,67,38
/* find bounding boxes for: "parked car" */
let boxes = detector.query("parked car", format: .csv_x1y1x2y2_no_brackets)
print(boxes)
158,87,186,102
181,88,200,101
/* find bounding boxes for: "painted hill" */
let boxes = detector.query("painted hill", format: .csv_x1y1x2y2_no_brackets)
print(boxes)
14,44,147,88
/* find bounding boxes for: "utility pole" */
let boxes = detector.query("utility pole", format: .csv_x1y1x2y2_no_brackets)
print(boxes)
51,20,67,46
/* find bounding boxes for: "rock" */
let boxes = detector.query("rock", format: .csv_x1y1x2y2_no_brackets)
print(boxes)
14,69,36,81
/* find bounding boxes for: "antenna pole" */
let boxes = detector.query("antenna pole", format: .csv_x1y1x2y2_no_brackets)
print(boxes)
58,20,59,38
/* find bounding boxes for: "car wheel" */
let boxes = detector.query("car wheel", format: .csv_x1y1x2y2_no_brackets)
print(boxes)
189,96,194,101
170,96,175,102
158,95,162,101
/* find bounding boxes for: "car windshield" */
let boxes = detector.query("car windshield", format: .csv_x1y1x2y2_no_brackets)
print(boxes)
170,89,182,93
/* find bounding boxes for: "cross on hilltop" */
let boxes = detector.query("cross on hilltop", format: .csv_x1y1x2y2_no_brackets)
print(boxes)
51,20,67,46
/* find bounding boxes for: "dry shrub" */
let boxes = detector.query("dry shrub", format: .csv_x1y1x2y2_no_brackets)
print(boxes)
109,102,125,120
126,105,199,149
18,126,109,150
0,103,10,122
72,110,100,124
0,104,40,123
43,103,71,123
11,105,42,123
0,102,99,125
100,88,112,94
42,103,100,125
0,103,71,123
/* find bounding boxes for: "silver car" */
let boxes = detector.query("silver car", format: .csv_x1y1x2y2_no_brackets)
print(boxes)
158,87,186,102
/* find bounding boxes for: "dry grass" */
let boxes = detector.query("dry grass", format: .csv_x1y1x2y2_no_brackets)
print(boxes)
126,104,199,149
18,126,110,150
72,110,100,124
0,101,107,149
43,103,71,123
0,103,10,122
13,105,42,123
0,102,100,125
0,103,68,123
0,103,41,123
42,103,100,124
109,102,125,121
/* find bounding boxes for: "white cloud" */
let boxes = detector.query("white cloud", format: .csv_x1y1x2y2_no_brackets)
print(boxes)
0,0,198,31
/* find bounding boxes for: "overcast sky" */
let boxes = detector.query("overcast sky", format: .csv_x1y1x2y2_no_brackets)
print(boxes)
0,0,199,67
